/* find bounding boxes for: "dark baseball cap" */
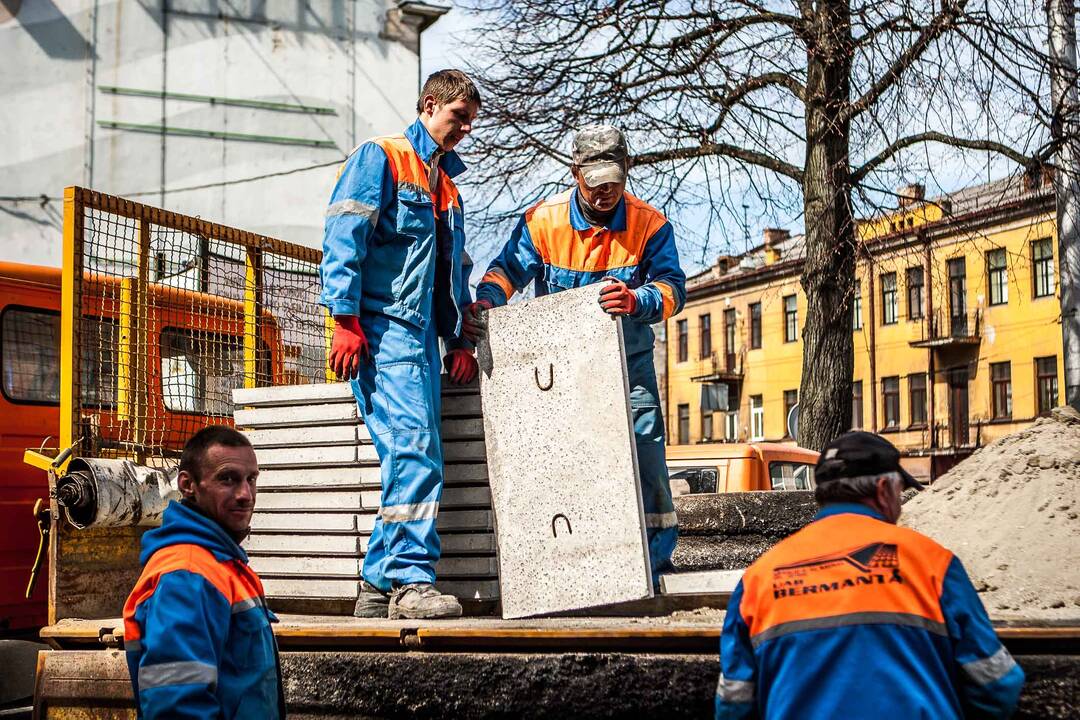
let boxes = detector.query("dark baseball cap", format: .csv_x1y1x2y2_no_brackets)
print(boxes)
572,125,628,187
815,431,924,490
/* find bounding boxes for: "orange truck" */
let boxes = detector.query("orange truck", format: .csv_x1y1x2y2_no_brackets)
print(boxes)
666,442,819,496
0,260,289,633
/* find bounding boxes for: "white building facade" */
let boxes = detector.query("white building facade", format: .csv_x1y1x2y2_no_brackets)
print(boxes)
1,0,446,264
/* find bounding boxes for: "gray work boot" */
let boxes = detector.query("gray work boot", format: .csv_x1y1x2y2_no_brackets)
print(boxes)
388,583,463,620
353,581,390,618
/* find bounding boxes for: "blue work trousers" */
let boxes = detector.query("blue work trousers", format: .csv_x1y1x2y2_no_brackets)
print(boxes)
626,347,678,587
350,314,444,591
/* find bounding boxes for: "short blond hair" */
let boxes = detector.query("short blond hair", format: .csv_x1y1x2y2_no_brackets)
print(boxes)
416,69,482,114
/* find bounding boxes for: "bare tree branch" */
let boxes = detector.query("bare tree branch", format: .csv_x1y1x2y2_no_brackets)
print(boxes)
853,131,1038,182
842,0,968,124
633,142,804,182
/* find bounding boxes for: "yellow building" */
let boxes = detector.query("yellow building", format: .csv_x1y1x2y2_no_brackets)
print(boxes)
665,175,1064,482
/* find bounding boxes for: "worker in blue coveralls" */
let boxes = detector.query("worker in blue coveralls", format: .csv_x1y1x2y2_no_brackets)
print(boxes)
463,125,687,588
320,70,481,620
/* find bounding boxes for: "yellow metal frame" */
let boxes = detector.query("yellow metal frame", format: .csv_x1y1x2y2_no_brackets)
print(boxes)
59,186,326,457
324,308,336,382
243,247,264,389
60,188,83,457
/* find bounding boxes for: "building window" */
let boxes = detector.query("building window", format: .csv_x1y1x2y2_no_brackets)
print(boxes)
724,411,739,441
1035,356,1058,415
749,303,762,349
991,361,1012,420
750,395,764,441
906,266,924,320
677,403,690,444
701,411,714,441
908,373,927,427
677,319,688,363
724,309,737,369
852,380,863,430
783,389,798,438
881,272,897,325
948,257,968,335
1032,238,1055,298
882,376,900,429
987,248,1008,306
699,314,712,359
852,280,863,331
783,295,798,343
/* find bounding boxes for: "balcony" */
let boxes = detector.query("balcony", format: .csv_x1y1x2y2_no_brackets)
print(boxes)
909,308,981,349
690,349,745,383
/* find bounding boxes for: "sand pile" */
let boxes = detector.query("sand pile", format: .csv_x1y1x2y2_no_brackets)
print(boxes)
902,406,1080,619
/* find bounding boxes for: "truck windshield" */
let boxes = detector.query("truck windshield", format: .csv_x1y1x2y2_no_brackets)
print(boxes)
668,467,719,494
769,462,815,491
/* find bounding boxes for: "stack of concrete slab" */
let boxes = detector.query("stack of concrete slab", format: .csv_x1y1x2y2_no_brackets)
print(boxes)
231,381,499,611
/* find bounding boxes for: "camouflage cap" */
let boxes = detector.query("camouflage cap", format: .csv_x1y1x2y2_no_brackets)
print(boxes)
572,125,628,187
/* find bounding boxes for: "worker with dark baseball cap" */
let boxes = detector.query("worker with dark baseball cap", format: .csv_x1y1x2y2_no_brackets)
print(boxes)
462,124,686,588
716,431,1023,719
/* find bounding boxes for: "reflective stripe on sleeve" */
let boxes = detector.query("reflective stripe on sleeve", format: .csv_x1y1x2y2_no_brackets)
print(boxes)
751,611,948,648
379,501,439,524
139,660,218,690
124,639,142,652
644,511,678,529
231,596,264,614
326,199,379,224
716,675,755,704
962,645,1018,686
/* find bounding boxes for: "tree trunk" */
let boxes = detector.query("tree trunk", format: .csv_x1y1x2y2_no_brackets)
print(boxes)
797,0,856,452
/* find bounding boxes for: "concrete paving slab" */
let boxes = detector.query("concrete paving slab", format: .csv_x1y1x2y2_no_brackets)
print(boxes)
235,403,357,428
250,513,358,533
256,466,383,489
262,578,359,599
659,570,744,596
234,383,354,407
443,463,489,484
441,417,485,439
243,425,360,448
243,534,362,555
441,440,487,463
255,491,365,511
478,286,651,618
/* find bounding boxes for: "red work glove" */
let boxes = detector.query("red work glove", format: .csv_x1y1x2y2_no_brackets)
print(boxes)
444,349,478,385
462,299,493,342
329,315,370,380
598,279,637,316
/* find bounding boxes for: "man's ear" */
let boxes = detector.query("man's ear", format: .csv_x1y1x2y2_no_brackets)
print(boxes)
570,165,581,181
177,470,196,499
420,94,437,117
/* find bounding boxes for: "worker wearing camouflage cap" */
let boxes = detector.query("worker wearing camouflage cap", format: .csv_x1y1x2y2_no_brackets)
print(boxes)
464,125,686,587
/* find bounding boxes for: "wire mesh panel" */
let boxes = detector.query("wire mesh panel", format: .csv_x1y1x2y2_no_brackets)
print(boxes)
61,187,327,466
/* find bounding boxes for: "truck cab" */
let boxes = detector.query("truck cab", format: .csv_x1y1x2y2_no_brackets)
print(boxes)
666,442,819,496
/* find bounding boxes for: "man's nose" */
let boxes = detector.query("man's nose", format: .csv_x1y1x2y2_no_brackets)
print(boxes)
235,480,254,504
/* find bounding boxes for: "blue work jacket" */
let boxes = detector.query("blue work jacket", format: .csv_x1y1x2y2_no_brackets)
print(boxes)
124,501,283,719
717,504,1024,719
320,118,473,344
475,188,686,356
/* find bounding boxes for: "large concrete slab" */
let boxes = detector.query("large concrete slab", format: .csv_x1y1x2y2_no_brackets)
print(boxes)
478,286,651,618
